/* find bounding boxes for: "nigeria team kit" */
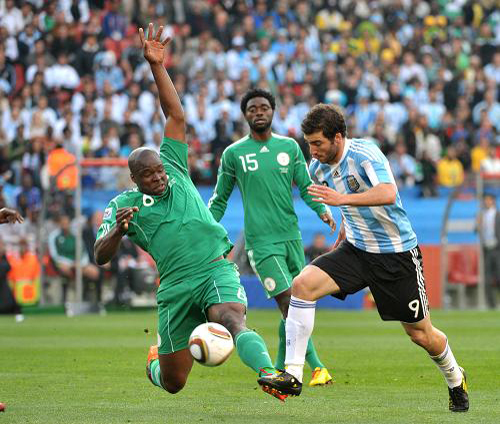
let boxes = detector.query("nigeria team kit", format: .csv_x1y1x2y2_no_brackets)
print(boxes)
208,133,328,298
97,138,247,354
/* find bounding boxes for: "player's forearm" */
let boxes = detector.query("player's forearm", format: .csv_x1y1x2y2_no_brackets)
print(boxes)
342,184,396,206
300,186,327,216
94,228,123,265
149,62,184,123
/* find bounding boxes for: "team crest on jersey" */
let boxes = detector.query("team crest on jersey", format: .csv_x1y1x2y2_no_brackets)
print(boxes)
264,278,276,291
346,175,360,192
277,152,290,166
103,208,112,219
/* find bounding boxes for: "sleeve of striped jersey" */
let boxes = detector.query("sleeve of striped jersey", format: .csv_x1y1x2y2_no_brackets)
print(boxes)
159,137,189,177
308,160,321,184
294,145,327,216
360,156,395,186
208,150,236,222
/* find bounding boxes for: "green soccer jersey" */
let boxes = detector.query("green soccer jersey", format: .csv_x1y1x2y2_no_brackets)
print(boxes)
96,138,232,286
208,133,327,249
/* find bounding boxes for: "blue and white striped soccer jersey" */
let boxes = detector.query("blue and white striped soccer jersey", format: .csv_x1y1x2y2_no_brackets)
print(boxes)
309,138,429,322
309,138,418,254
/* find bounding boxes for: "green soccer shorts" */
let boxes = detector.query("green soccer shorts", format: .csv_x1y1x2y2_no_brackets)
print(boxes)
247,240,305,299
156,259,247,355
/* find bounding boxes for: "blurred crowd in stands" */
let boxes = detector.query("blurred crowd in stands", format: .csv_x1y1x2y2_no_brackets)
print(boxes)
0,0,499,306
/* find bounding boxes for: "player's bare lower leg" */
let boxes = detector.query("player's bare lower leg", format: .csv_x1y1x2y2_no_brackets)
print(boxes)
402,317,469,412
207,302,274,373
147,348,194,394
207,302,287,400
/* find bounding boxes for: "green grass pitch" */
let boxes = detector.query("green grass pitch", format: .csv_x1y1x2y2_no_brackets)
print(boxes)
1,309,499,424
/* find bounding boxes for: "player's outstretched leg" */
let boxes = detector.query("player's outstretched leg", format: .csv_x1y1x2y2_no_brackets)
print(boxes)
208,302,287,402
146,345,194,394
402,317,469,412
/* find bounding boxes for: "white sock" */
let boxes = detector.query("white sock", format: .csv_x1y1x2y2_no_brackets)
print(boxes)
430,341,463,388
284,296,316,383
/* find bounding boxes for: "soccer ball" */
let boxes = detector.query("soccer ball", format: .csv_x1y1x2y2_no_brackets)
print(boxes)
188,322,234,367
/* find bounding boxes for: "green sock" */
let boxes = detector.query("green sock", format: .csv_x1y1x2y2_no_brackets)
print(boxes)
274,319,286,369
149,359,164,389
235,330,275,375
277,319,325,370
305,336,325,369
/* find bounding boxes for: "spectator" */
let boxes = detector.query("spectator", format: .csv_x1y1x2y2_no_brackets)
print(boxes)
15,171,42,216
437,146,465,187
388,141,417,188
480,146,500,174
6,237,41,306
48,214,101,303
476,194,500,309
304,233,330,263
0,45,16,94
44,53,80,90
0,236,24,322
46,143,77,191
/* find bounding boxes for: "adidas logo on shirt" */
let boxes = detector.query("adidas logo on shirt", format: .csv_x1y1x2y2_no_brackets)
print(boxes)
333,169,340,178
260,146,269,153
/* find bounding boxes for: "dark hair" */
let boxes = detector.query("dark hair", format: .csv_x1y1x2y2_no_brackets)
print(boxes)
240,88,276,113
301,104,347,139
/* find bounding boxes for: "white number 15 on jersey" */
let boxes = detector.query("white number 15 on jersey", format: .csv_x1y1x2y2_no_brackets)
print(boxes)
239,154,259,172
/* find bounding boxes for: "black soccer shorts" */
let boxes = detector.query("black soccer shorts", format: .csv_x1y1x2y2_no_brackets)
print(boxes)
312,241,429,323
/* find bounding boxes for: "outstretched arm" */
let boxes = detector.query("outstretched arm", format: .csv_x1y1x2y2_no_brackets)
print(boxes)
208,152,236,222
94,207,138,265
139,23,185,143
294,147,335,232
308,183,397,207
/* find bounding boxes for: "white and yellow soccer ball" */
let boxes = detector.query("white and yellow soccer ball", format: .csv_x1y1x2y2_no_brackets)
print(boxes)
188,322,234,367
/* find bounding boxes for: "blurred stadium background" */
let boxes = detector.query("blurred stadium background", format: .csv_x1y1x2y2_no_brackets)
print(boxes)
0,0,499,316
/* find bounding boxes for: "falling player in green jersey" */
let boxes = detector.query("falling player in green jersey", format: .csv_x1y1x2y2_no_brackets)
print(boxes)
94,24,286,401
208,88,335,386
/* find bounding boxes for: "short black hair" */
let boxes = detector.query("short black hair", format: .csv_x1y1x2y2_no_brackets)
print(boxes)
240,88,276,113
301,103,347,139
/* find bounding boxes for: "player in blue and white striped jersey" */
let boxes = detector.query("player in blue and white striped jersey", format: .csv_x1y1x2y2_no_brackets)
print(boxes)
258,104,469,412
309,137,417,254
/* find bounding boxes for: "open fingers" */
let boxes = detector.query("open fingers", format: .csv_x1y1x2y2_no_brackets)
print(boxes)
138,27,145,46
162,36,171,46
155,25,163,42
16,213,24,223
147,22,153,41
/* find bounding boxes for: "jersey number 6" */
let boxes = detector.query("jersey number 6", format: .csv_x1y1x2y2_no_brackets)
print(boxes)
239,154,259,172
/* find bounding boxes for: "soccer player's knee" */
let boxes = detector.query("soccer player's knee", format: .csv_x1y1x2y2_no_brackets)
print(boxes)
162,374,187,394
407,328,431,348
291,274,312,298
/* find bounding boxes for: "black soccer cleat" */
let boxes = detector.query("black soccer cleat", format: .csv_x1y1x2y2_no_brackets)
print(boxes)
448,367,469,412
257,370,302,397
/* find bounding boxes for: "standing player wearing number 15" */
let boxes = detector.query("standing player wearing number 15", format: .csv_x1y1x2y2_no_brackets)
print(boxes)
209,89,335,386
258,104,469,412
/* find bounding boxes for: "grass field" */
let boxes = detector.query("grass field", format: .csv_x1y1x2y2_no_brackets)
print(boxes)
1,309,499,424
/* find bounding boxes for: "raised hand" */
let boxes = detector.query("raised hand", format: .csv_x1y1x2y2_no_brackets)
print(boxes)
138,23,171,65
0,208,24,224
